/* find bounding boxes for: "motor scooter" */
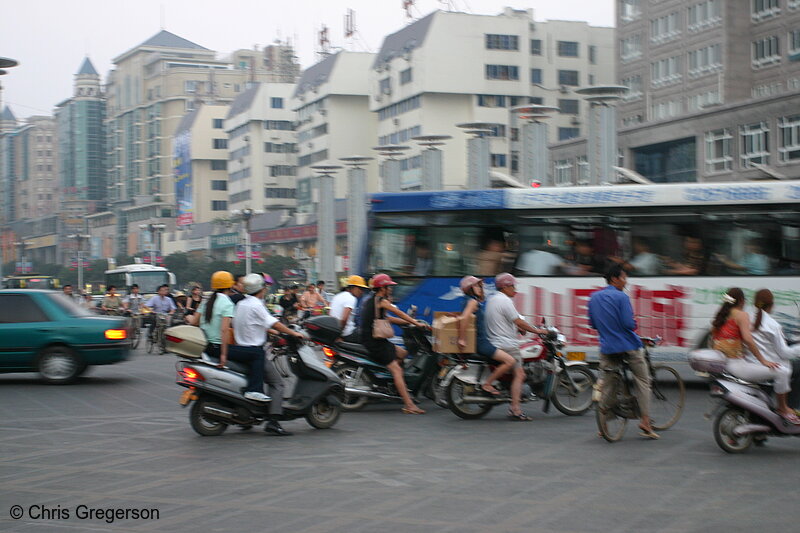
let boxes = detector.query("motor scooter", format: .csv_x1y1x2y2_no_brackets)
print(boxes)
441,326,595,419
167,326,344,436
305,315,448,410
690,349,800,453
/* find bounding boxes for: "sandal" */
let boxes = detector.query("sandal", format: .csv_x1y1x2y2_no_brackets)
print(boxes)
481,383,501,396
507,409,533,421
402,406,426,415
782,412,800,425
638,425,660,439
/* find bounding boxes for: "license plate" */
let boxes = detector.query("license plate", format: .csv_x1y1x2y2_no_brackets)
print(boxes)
178,389,197,406
567,352,586,361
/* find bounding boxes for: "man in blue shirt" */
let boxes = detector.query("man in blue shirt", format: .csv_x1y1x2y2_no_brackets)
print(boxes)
588,264,657,439
144,284,177,343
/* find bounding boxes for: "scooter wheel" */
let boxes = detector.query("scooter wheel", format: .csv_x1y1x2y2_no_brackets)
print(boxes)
189,399,229,436
306,399,341,429
334,364,370,411
713,407,753,453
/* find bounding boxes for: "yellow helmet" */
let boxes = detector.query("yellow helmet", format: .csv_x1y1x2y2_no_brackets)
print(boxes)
345,275,369,289
210,271,235,290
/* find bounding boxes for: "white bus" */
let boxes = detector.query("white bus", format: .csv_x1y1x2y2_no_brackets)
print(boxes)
362,181,800,361
104,264,176,295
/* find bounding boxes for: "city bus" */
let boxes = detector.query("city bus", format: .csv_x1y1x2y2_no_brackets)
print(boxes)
1,274,60,290
104,264,175,295
361,181,800,361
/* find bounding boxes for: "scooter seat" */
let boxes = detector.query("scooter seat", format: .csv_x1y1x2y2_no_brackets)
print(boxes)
335,341,370,356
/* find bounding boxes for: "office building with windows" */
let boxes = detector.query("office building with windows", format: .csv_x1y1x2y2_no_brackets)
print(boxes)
550,0,800,184
370,8,614,189
103,30,299,256
226,82,298,213
293,51,379,205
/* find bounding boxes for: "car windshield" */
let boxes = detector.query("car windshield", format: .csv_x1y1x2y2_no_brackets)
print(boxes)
47,293,93,317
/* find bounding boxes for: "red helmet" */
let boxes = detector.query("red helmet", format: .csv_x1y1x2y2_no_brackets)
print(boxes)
459,275,482,292
371,273,397,288
494,272,517,289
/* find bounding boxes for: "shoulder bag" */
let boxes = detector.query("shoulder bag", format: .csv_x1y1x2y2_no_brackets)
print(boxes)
372,296,395,339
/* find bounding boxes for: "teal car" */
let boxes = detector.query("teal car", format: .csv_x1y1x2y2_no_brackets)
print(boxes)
0,290,131,384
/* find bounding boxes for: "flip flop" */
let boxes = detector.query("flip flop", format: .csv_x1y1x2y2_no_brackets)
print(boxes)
782,412,800,425
481,383,501,396
638,426,660,439
402,407,426,415
507,409,533,421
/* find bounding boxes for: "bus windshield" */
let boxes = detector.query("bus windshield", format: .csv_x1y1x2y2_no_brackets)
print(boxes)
129,272,170,294
3,277,58,290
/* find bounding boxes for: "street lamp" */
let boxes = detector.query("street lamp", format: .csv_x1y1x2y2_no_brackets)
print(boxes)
230,208,262,275
13,240,34,273
67,234,91,295
138,223,166,265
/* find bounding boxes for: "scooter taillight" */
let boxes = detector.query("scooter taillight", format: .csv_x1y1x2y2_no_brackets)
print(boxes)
322,346,337,359
710,383,726,397
179,367,204,382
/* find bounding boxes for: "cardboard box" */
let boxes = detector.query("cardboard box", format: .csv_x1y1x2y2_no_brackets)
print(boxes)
432,312,476,354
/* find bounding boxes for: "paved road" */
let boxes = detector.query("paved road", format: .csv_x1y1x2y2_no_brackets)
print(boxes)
1,347,799,532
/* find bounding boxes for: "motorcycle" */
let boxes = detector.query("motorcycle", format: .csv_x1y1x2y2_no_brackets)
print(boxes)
167,325,344,436
690,349,800,453
441,326,596,419
305,314,448,411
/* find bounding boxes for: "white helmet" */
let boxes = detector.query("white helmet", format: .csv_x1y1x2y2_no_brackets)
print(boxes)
242,273,266,295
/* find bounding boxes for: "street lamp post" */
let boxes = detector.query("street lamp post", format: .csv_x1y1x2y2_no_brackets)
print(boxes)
231,208,262,275
13,240,33,273
67,233,91,295
138,223,166,265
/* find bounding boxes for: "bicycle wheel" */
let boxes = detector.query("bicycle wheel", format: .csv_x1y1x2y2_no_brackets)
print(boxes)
146,328,155,354
158,326,167,354
131,318,141,349
649,364,685,431
596,373,627,442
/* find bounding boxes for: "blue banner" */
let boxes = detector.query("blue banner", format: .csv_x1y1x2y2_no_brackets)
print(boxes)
173,131,193,226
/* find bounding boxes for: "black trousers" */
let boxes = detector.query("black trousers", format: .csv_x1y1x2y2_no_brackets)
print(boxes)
789,359,800,409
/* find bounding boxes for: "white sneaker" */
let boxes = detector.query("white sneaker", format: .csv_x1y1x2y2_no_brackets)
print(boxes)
244,391,271,402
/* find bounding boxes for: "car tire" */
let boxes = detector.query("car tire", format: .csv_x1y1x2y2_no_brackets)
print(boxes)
37,346,82,385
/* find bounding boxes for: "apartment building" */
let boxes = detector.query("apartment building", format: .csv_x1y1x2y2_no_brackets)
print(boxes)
370,8,615,189
226,82,298,214
551,0,800,184
292,51,379,206
104,30,299,256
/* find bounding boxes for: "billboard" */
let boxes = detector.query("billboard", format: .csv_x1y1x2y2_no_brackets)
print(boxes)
173,131,193,226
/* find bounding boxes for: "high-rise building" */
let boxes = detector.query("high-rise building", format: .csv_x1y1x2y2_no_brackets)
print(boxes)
55,58,106,212
10,116,58,221
370,8,615,189
551,0,800,183
103,30,300,257
0,106,18,226
226,82,299,213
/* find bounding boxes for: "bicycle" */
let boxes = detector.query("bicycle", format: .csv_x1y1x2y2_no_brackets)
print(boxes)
146,313,170,355
128,312,143,349
595,336,686,442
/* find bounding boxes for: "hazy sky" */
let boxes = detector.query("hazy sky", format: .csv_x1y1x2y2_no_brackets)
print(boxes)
0,0,614,117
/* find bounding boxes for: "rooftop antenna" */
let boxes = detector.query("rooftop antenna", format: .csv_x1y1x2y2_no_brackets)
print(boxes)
343,9,372,52
403,0,419,20
317,24,331,59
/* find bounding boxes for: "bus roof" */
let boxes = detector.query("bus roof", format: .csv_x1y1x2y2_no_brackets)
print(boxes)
369,181,800,213
105,264,169,274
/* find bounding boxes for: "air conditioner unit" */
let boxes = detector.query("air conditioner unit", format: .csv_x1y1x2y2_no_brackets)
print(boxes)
559,85,570,94
382,87,392,95
374,94,383,102
570,117,581,126
244,136,249,142
392,118,400,127
319,109,327,116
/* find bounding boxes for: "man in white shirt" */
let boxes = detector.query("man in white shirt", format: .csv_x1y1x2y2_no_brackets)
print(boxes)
234,273,304,435
485,273,548,421
329,275,369,343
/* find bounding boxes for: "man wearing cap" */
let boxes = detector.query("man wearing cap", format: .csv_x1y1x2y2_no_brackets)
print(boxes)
234,273,304,435
485,273,548,421
329,275,369,343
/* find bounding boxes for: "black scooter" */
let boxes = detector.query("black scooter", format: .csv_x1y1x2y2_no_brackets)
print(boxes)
305,315,447,411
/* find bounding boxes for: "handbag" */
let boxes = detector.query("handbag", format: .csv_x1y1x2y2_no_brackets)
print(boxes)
372,296,394,339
